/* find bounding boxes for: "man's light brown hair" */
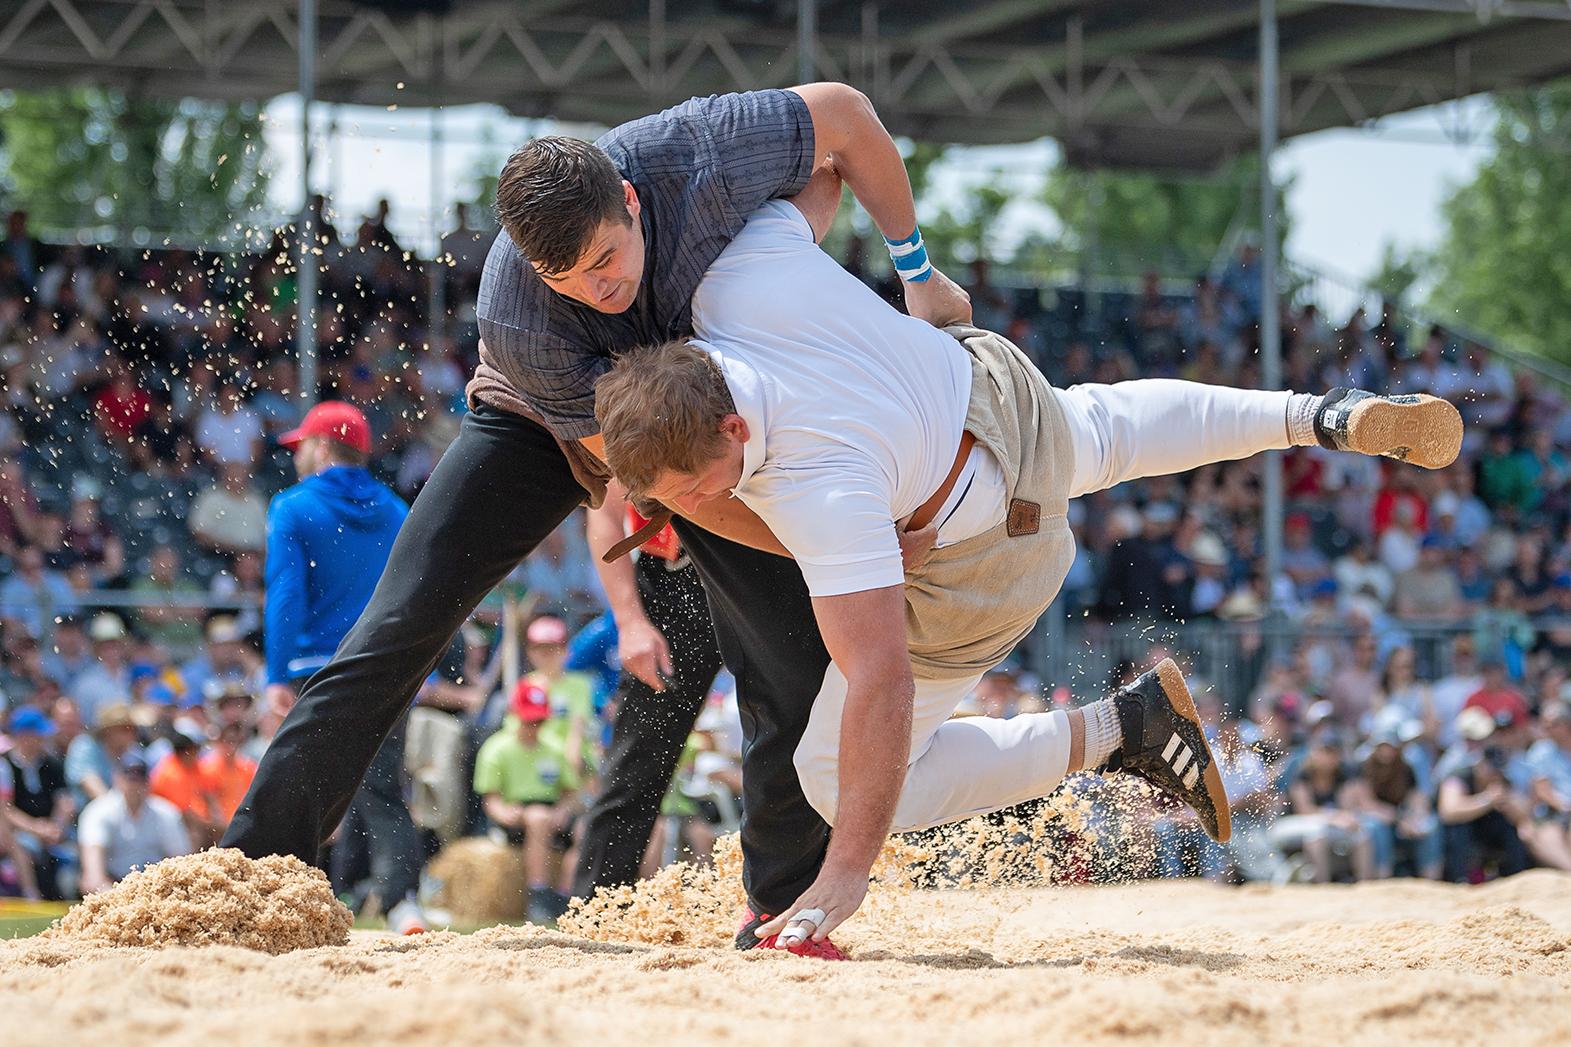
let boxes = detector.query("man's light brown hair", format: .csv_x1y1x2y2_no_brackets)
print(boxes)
495,136,629,275
595,340,736,498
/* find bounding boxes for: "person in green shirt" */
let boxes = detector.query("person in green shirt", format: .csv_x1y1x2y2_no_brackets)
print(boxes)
1477,428,1536,518
521,615,598,784
473,678,580,922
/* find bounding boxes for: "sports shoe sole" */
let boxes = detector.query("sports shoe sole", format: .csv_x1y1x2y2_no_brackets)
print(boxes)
1344,394,1462,470
1153,658,1232,845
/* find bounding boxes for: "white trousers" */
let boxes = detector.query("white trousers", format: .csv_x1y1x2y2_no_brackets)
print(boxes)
794,380,1293,830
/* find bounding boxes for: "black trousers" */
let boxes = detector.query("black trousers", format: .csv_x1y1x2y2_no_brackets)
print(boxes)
572,554,724,898
327,712,423,911
1443,811,1531,882
223,404,831,915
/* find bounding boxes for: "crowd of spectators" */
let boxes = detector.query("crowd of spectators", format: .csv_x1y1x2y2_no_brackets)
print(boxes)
0,601,744,905
2,201,1570,902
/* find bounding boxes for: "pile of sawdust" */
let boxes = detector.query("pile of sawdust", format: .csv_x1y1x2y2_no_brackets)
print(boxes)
47,848,352,954
561,830,958,947
563,778,1143,948
424,836,528,924
560,833,749,946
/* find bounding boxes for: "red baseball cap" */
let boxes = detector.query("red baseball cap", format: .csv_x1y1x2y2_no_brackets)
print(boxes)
510,680,551,723
280,401,372,455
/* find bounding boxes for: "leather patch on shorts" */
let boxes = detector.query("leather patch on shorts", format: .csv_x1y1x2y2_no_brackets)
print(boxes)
1006,498,1040,537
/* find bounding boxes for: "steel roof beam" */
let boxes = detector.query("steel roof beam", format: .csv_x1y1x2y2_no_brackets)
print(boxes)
1328,0,1571,21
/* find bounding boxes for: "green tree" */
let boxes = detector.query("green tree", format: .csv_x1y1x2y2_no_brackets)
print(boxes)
1041,155,1290,278
1370,241,1426,310
921,181,1013,269
0,89,269,244
1429,85,1571,364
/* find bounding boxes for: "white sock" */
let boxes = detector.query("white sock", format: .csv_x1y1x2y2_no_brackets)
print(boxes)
1285,392,1323,447
1081,697,1123,769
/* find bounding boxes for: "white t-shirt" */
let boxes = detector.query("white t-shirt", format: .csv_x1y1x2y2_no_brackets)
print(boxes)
690,201,973,598
189,488,268,552
196,406,263,465
78,791,190,881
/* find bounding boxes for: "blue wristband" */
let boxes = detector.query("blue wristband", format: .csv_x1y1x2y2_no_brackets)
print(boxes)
885,225,933,283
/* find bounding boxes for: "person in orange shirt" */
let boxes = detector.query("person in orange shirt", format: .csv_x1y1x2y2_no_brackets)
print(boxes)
199,721,257,826
149,728,224,846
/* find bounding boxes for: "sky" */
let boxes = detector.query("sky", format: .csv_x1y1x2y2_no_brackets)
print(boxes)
260,94,1496,288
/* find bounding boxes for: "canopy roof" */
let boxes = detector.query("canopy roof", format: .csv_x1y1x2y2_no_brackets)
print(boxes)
1,0,1569,169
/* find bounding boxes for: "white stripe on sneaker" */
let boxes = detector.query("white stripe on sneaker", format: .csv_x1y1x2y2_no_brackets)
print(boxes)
1182,765,1200,790
1172,746,1193,776
1162,733,1182,762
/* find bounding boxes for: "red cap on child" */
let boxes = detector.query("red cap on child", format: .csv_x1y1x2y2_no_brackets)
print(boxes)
511,680,551,723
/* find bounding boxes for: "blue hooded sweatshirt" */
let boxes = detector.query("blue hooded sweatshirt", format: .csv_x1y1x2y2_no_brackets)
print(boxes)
264,465,408,685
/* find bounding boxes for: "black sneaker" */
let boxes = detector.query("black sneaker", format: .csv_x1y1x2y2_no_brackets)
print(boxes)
1099,658,1231,843
1314,388,1463,470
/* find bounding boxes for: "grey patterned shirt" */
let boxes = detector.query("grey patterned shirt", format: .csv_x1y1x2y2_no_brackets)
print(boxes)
471,90,816,440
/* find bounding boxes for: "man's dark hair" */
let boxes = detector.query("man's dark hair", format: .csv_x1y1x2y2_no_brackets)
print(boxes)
495,136,630,275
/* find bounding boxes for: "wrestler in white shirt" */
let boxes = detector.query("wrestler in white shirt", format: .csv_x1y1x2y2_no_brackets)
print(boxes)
596,181,1462,949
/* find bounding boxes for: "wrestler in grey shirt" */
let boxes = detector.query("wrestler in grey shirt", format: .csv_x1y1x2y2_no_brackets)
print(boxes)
472,90,816,440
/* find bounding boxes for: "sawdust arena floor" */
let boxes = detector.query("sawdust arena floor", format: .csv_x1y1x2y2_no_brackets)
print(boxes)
4,869,1570,1046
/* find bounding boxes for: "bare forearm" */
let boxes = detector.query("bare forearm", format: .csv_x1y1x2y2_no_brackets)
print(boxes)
789,160,845,242
750,583,912,946
483,794,524,828
835,138,916,242
826,664,913,874
419,681,482,713
810,586,913,873
81,844,109,891
1366,799,1399,823
588,546,642,622
5,833,38,897
1438,784,1493,823
586,485,648,626
7,809,51,836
